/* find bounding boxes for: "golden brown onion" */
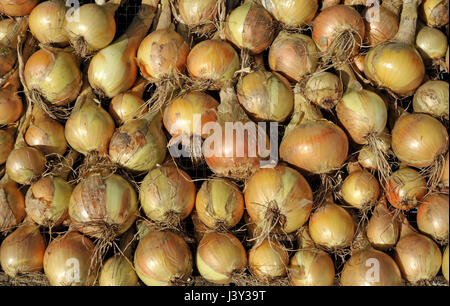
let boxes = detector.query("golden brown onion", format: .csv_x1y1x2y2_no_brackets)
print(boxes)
363,6,399,47
417,194,449,242
304,72,342,110
419,0,449,27
0,181,25,232
0,0,38,16
6,147,46,185
0,129,14,165
341,170,380,210
248,239,289,281
413,80,449,120
385,167,427,211
366,200,400,250
99,255,138,286
29,0,69,45
261,0,318,28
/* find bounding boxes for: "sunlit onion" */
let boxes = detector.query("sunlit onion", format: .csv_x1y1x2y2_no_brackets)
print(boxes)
416,26,448,62
419,0,449,27
363,5,399,47
385,167,427,211
0,181,25,232
29,0,69,45
366,200,400,250
109,93,148,125
248,239,289,281
413,80,449,120
304,72,342,110
6,147,46,185
0,0,38,16
417,194,449,242
261,0,318,28
99,254,138,286
341,170,380,210
0,129,14,165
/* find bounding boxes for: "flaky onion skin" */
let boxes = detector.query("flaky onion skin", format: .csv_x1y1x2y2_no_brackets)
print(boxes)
261,0,318,28
248,239,289,281
417,194,449,242
99,255,138,286
6,147,46,186
385,167,427,211
341,170,380,210
0,181,25,232
289,249,335,286
363,6,399,47
0,0,38,16
419,0,449,27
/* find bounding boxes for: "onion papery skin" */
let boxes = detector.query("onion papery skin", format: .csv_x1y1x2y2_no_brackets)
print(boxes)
268,31,318,82
69,173,138,238
244,165,313,234
289,249,335,286
443,245,449,282
236,70,294,122
186,39,240,90
0,181,25,232
417,194,449,242
163,91,219,138
394,232,442,283
195,178,244,230
6,147,46,185
178,0,218,29
385,167,427,211
29,1,69,45
248,239,289,281
0,0,38,16
137,29,190,80
0,129,14,164
0,223,45,277
24,49,82,106
340,248,402,286
196,232,247,285
109,115,167,172
134,230,193,286
225,0,275,54
304,72,343,110
261,0,318,28
366,202,400,251
363,6,399,47
309,202,355,249
280,120,349,174
391,113,448,168
413,80,449,120
341,170,380,210
25,176,73,228
419,0,449,27
0,89,23,125
139,166,196,223
99,255,139,286
43,231,97,286
415,26,448,62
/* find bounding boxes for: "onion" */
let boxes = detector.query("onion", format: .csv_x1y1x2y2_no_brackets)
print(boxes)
0,129,14,164
441,152,449,188
248,239,289,281
140,165,196,226
0,222,45,277
99,255,138,286
417,194,449,242
195,178,244,230
341,170,380,210
304,72,343,110
43,231,97,286
419,0,449,27
391,113,448,168
443,245,449,282
196,232,247,285
352,53,365,75
29,0,69,45
0,86,23,125
309,201,355,249
244,165,313,237
186,39,240,90
385,167,427,211
268,31,318,82
357,131,391,171
24,49,82,106
363,5,399,47
413,80,449,120
25,176,72,228
25,107,67,156
0,0,38,16
415,26,448,62
261,0,318,28
0,181,25,232
6,147,46,185
0,46,16,80
108,112,167,172
65,88,115,156
366,199,400,250
109,82,148,125
69,173,138,239
134,230,193,286
178,0,218,32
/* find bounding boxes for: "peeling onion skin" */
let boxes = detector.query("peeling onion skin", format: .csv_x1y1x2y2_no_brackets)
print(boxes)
248,239,289,281
413,80,449,120
0,181,25,232
385,167,427,211
6,147,46,186
0,0,39,16
419,0,449,27
289,249,335,286
363,6,399,47
261,0,318,28
99,255,139,286
417,194,449,242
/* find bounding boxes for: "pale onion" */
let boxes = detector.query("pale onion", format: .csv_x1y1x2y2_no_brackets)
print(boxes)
0,87,23,125
341,170,380,210
304,72,342,110
178,0,217,30
43,231,97,286
29,0,69,45
196,232,247,285
134,230,193,286
0,181,25,232
69,173,138,238
248,239,289,281
419,0,449,27
366,200,400,250
416,26,448,62
0,0,38,16
417,194,449,242
261,0,318,28
99,255,138,286
413,80,449,120
443,245,449,282
363,5,399,47
0,222,45,277
391,113,448,168
195,178,244,230
0,129,14,164
441,152,449,188
6,147,46,185
385,167,427,211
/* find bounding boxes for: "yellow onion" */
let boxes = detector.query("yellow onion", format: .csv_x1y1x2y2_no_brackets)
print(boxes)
419,0,449,27
289,249,335,286
341,170,380,210
108,113,167,172
196,232,247,285
357,131,391,171
416,26,448,62
413,80,449,120
140,165,196,224
29,0,69,45
24,49,82,106
195,178,244,230
25,107,67,156
441,152,449,188
69,173,138,238
417,194,449,242
163,91,219,138
0,222,45,277
391,113,448,168
134,230,193,286
6,147,46,185
178,0,218,30
0,181,25,232
366,199,400,250
244,165,313,235
109,92,148,125
268,31,318,82
261,0,318,28
363,5,399,47
385,167,427,211
225,0,275,54
443,245,449,282
43,231,97,286
236,70,294,122
99,255,138,286
25,176,72,228
65,89,115,155
0,87,23,125
309,202,355,249
0,129,14,164
304,72,342,110
0,0,38,16
248,239,289,281
186,39,240,90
